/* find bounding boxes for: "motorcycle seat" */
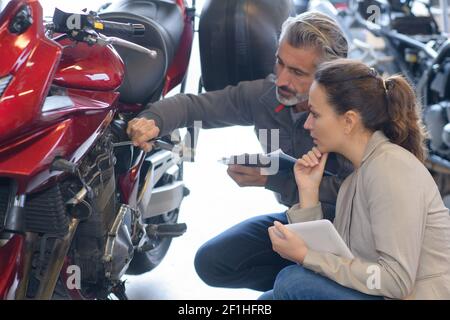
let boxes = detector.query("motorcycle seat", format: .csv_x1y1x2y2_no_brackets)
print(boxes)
100,0,184,64
99,0,185,105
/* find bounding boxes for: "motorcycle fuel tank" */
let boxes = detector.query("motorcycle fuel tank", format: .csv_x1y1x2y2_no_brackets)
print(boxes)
53,40,125,91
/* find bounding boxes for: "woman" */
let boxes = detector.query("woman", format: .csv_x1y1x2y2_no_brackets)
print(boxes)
262,59,450,300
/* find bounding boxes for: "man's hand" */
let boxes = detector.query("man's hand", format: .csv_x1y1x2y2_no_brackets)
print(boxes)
268,221,308,264
227,164,268,187
126,118,160,152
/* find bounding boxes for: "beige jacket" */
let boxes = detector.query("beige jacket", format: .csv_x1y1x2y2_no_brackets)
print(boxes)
287,131,450,299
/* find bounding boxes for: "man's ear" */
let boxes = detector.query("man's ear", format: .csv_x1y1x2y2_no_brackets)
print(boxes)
343,110,359,135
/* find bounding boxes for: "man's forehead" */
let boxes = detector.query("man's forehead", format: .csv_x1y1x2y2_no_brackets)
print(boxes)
277,42,319,72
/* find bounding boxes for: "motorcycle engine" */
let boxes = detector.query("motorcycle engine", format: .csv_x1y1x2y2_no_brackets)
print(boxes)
67,130,134,296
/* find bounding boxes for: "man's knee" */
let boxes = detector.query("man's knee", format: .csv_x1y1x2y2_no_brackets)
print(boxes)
194,241,228,287
194,242,214,284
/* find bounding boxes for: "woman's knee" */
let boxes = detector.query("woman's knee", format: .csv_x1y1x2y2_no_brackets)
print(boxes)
273,265,318,300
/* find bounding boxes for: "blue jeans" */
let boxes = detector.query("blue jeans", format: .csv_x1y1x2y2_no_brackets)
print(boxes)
259,265,384,300
194,212,293,291
194,204,336,292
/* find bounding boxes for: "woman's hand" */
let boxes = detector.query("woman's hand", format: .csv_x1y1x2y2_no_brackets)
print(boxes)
294,148,329,208
268,221,308,264
294,147,329,189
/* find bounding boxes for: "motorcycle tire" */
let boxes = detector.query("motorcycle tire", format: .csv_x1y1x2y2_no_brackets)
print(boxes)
126,208,179,275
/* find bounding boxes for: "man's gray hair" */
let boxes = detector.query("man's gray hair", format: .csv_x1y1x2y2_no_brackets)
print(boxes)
279,11,348,62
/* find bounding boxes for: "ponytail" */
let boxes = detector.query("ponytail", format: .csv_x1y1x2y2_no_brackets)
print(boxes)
382,75,427,163
315,59,427,163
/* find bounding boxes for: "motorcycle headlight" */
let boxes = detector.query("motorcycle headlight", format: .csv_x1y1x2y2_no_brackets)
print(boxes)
0,75,12,98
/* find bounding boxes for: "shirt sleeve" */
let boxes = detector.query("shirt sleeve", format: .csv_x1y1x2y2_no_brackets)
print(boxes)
138,79,264,136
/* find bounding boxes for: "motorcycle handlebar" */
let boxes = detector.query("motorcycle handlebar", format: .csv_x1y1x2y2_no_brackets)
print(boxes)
94,20,145,38
52,8,145,38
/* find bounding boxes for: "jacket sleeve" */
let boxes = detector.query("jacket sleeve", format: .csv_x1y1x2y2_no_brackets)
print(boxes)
138,79,265,136
300,154,427,299
285,202,323,223
266,170,341,209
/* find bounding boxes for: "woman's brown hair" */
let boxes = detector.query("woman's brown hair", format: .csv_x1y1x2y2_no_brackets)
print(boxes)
314,59,427,163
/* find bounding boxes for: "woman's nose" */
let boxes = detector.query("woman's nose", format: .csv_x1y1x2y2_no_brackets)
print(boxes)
304,113,314,130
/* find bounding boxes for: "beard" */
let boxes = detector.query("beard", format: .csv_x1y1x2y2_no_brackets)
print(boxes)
276,86,309,106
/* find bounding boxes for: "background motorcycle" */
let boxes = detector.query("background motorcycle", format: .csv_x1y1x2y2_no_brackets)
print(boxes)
0,0,194,299
311,0,450,204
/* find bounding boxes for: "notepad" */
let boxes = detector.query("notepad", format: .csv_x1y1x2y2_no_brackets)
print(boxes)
285,219,354,259
218,149,335,176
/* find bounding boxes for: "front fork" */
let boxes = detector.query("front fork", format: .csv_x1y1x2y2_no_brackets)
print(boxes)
0,195,26,299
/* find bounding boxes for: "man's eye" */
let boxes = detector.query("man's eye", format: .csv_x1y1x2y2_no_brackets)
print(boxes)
293,70,305,77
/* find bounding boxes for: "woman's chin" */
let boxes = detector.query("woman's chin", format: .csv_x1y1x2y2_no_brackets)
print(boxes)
314,143,328,153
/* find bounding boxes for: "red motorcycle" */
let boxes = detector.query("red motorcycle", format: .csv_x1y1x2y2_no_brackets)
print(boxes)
0,0,194,299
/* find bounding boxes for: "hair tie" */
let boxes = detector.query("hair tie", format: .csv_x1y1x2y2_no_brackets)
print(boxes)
382,79,388,94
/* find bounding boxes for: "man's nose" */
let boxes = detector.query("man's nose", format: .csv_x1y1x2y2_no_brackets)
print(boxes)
304,113,314,130
275,66,291,88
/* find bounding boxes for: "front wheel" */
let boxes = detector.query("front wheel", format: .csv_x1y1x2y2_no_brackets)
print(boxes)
126,209,179,275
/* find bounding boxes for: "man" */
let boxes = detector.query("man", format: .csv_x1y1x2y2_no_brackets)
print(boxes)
127,11,352,292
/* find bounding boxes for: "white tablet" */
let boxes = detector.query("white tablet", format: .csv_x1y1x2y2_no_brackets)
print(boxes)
285,219,354,259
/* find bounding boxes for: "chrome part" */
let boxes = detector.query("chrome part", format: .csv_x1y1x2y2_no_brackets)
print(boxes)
41,95,74,113
13,195,25,207
4,195,26,232
112,140,182,157
66,187,88,206
103,204,133,281
137,150,173,212
142,181,185,219
97,34,157,58
0,75,12,97
66,187,92,220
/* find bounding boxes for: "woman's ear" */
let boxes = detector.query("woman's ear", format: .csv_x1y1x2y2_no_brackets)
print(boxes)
343,110,359,135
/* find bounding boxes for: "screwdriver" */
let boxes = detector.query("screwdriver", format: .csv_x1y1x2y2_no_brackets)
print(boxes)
113,139,180,154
